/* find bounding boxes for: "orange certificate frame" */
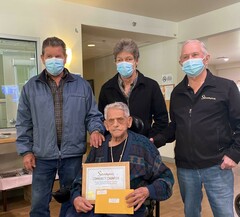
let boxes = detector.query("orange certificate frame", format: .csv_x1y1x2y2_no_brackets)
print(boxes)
82,162,130,204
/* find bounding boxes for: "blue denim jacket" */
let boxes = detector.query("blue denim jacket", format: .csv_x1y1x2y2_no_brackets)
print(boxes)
16,69,104,159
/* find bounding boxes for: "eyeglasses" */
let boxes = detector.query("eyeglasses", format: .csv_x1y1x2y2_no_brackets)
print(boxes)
106,117,127,125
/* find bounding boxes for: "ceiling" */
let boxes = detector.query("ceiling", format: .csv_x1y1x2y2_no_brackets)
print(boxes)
66,0,240,22
82,25,171,61
67,0,240,66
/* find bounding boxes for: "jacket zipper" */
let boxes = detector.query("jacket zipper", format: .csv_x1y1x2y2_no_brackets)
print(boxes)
188,107,194,164
59,150,61,160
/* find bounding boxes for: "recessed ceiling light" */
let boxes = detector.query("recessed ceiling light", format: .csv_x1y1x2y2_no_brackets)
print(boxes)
216,56,229,62
88,44,95,47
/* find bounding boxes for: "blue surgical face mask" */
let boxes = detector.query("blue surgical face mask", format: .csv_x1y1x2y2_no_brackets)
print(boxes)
117,62,134,78
182,58,205,77
45,58,64,76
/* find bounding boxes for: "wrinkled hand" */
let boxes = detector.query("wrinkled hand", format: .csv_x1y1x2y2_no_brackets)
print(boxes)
89,131,105,148
73,196,93,213
125,187,149,211
220,155,237,169
23,153,36,171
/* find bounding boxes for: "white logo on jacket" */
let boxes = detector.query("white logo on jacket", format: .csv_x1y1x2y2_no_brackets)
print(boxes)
201,95,216,100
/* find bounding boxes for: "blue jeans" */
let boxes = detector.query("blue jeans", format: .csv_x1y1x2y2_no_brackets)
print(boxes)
177,165,234,217
30,157,82,217
65,205,146,217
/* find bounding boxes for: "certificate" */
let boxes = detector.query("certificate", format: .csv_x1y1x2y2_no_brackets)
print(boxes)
82,162,130,204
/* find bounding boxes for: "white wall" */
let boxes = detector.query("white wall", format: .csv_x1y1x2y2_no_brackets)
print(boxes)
215,63,240,82
138,39,178,85
83,54,116,103
178,3,240,42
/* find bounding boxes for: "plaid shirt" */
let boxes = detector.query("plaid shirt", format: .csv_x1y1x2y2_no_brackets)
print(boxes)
46,71,68,148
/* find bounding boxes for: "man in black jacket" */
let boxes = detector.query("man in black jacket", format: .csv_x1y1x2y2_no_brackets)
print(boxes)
154,39,240,217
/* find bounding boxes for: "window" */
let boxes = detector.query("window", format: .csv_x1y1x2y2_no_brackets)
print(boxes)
0,36,39,128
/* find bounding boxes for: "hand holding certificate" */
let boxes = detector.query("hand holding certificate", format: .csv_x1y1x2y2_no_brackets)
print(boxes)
82,162,130,204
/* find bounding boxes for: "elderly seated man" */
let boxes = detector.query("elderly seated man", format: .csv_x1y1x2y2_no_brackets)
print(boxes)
66,102,174,217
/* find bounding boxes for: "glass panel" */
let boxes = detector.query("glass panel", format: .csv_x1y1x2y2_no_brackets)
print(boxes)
0,38,38,128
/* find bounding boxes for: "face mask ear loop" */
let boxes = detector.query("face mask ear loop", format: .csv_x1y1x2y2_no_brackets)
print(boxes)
202,56,207,68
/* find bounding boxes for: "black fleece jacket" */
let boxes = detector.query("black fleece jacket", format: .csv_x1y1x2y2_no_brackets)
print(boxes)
98,71,168,138
154,70,240,169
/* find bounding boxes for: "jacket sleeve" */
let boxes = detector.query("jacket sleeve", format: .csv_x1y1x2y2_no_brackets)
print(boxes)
149,81,168,137
153,121,176,148
70,168,82,204
225,81,240,163
16,85,33,155
85,83,105,134
146,154,174,201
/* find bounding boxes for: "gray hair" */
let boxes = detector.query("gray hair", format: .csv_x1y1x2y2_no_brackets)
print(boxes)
182,39,208,56
104,102,130,120
113,38,140,61
42,36,66,56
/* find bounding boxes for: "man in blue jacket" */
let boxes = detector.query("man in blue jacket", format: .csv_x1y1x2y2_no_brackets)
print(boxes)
16,37,105,217
154,39,240,217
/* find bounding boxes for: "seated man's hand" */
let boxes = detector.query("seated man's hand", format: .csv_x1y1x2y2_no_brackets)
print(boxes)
125,187,149,211
89,131,105,148
73,196,93,213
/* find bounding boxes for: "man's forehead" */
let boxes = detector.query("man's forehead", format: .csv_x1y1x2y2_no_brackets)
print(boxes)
182,42,201,52
107,109,125,118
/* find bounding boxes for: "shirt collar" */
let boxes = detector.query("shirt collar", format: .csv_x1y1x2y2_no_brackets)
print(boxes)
117,72,138,89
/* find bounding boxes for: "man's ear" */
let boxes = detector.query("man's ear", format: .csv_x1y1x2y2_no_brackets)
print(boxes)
41,55,45,65
104,120,109,131
63,54,67,65
179,59,183,67
128,116,133,128
204,54,210,65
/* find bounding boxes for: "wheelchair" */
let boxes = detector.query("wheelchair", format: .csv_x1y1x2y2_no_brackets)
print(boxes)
235,193,240,216
52,116,160,216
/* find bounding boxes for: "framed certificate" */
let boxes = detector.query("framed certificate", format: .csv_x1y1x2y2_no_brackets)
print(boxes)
82,162,130,204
